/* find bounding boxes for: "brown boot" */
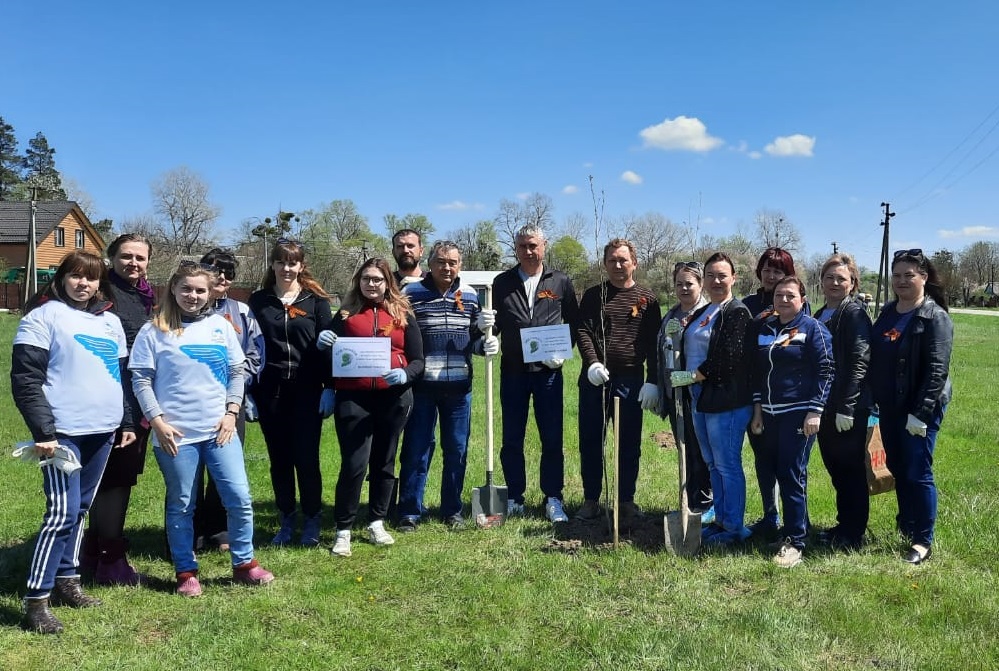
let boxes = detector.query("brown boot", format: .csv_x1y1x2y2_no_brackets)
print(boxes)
21,597,64,634
52,576,102,608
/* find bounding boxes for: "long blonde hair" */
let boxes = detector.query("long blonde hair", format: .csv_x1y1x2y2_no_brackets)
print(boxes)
340,258,411,323
152,263,218,334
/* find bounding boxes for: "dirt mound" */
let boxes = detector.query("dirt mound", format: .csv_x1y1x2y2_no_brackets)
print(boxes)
543,509,665,554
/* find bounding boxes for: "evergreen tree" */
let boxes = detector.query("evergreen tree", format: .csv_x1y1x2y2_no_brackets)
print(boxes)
0,116,22,200
22,132,66,199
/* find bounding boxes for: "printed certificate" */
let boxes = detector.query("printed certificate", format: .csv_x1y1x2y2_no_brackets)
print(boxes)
332,337,391,377
519,324,573,363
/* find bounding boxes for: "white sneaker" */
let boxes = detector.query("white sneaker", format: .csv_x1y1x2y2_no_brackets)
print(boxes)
331,531,352,557
367,521,395,546
545,497,569,523
506,499,525,516
773,541,802,568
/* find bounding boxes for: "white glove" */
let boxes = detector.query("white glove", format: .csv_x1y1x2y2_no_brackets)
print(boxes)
14,443,82,475
382,369,408,386
906,413,928,437
482,336,500,356
541,358,564,370
638,382,660,411
664,318,682,336
834,413,854,432
476,309,496,332
670,370,696,387
587,362,610,386
317,330,338,351
244,393,258,422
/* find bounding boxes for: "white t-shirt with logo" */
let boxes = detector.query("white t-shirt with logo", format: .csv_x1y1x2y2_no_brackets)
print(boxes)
14,300,128,435
129,315,245,446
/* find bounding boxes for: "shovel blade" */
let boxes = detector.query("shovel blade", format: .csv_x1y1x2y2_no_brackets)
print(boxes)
664,510,702,557
471,483,508,528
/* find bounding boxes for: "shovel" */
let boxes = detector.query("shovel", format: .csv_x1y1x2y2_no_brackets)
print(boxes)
664,387,701,556
472,285,508,528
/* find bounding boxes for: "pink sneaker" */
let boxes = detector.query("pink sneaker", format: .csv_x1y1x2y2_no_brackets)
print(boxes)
232,559,275,586
176,572,202,597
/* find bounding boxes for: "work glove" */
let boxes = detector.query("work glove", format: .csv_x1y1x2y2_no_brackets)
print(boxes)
382,369,408,386
319,389,335,418
317,330,338,351
13,443,82,475
587,362,610,386
664,318,683,336
906,413,928,437
638,382,660,411
670,370,696,388
834,413,853,432
244,393,259,422
475,309,496,332
482,336,500,356
541,358,564,370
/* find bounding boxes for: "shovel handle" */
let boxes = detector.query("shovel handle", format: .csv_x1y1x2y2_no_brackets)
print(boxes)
484,285,495,473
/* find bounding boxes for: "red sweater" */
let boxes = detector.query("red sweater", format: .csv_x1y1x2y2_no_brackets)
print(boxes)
332,303,424,391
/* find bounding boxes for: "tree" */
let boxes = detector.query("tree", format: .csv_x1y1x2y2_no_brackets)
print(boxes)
62,176,96,218
0,116,21,200
453,220,503,270
547,235,589,282
958,240,997,285
21,132,66,200
754,208,802,254
384,213,434,241
930,249,961,306
301,200,372,245
494,193,555,257
151,166,222,254
621,211,686,269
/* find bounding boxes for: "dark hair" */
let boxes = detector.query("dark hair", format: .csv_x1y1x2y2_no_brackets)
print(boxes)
820,253,860,296
392,228,423,246
262,239,330,299
25,251,112,314
704,251,737,275
107,233,153,261
672,261,703,284
603,238,637,263
755,247,795,280
892,252,949,311
340,257,411,323
774,275,807,298
200,247,238,281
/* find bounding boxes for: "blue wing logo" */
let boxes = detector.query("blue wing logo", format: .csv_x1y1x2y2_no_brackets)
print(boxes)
74,335,121,382
180,345,229,385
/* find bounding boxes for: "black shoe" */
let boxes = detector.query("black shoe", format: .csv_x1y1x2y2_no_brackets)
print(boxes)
902,544,931,565
397,517,418,533
21,597,64,634
52,576,102,608
446,513,465,530
749,517,781,541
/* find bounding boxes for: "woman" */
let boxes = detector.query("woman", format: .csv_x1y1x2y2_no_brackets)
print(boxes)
671,252,754,547
12,251,132,633
869,250,952,564
750,276,834,568
248,239,335,547
814,254,873,550
83,233,155,586
190,248,262,552
656,261,712,520
318,258,424,557
130,262,274,596
742,247,803,539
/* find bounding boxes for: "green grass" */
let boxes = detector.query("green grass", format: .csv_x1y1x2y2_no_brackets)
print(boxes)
0,313,996,670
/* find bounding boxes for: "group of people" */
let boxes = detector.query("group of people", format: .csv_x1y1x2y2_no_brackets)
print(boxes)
12,225,952,634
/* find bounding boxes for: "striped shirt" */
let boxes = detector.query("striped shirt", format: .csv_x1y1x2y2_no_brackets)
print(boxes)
577,282,661,382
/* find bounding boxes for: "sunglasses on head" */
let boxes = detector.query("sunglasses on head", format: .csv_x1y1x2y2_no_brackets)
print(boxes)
893,248,923,260
179,260,219,274
674,261,703,273
276,237,306,249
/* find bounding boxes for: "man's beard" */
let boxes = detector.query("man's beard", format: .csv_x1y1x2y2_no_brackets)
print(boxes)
396,255,419,272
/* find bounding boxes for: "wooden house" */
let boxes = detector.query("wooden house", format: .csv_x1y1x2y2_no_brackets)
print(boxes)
0,201,106,271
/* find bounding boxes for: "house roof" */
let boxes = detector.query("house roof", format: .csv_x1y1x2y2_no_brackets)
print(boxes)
0,201,81,244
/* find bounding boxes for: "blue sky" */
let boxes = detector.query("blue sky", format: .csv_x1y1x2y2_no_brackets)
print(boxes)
5,1,998,270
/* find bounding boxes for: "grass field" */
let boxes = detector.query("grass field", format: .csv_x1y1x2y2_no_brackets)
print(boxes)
0,312,996,670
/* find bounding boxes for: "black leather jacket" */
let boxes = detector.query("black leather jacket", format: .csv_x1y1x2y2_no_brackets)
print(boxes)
682,298,754,413
871,297,953,423
820,295,872,418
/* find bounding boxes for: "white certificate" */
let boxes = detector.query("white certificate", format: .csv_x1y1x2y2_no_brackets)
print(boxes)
332,337,391,378
519,324,574,363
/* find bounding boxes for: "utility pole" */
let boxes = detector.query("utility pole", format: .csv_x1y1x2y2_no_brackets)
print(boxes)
22,186,39,308
875,202,895,311
831,241,839,255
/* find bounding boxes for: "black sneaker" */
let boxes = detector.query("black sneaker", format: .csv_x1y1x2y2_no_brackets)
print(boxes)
446,513,465,530
397,516,418,533
748,517,781,541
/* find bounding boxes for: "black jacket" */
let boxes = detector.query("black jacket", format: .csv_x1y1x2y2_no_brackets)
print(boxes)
820,295,872,418
870,297,953,424
493,264,578,373
682,298,754,413
248,289,335,388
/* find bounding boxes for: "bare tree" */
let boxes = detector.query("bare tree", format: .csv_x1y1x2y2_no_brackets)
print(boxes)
452,220,503,270
754,208,802,253
151,167,222,254
621,211,686,269
494,193,554,257
959,240,997,285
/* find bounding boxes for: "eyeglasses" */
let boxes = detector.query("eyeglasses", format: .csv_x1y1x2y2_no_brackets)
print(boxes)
674,261,703,273
179,261,220,274
213,266,236,281
360,276,385,285
893,248,923,260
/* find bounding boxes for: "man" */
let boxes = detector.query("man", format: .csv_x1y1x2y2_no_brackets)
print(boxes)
491,225,578,523
397,241,499,530
575,238,661,526
392,229,427,286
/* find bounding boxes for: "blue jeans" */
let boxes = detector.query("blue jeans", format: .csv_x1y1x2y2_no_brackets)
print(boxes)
26,432,114,598
578,374,644,503
398,387,471,519
689,386,751,533
500,368,564,503
881,405,945,546
155,436,256,573
759,410,815,549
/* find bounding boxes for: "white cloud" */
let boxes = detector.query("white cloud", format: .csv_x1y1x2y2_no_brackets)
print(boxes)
562,185,579,195
938,225,999,239
582,162,593,168
764,134,816,157
620,170,643,185
731,140,749,153
639,115,724,152
748,151,763,160
516,192,530,201
437,200,483,211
